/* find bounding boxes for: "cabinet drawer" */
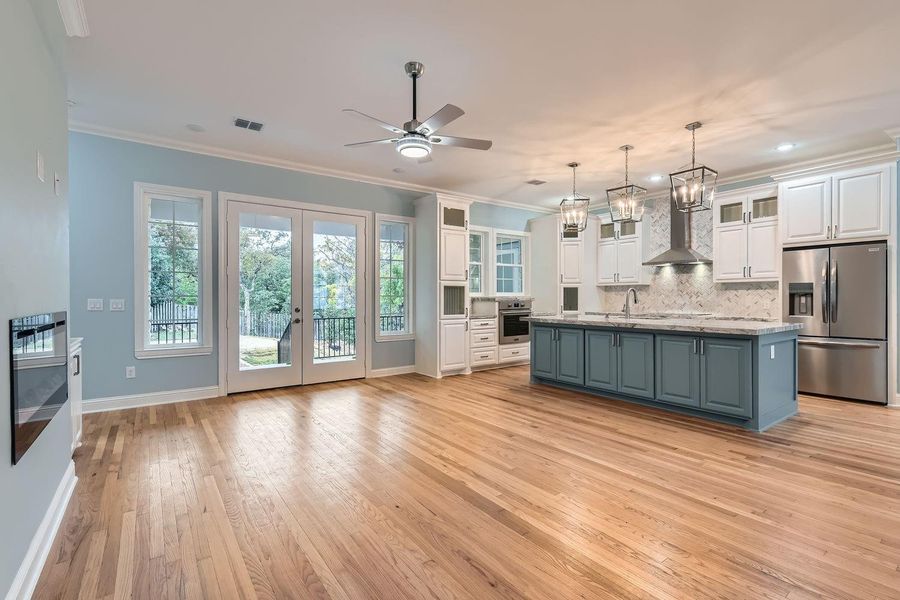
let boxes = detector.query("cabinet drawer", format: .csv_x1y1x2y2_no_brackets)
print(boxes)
499,344,530,363
470,318,497,330
470,348,497,366
470,329,497,347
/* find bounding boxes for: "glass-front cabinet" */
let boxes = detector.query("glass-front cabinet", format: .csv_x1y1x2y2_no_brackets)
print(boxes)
713,186,780,282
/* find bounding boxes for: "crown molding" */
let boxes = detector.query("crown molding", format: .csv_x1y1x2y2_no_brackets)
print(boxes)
768,144,899,181
68,121,556,214
57,0,89,37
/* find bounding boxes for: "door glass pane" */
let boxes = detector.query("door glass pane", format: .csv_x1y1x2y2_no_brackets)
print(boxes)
752,196,777,219
442,206,466,228
238,213,293,370
599,223,616,239
442,285,466,317
619,221,636,237
313,220,357,362
719,202,744,224
562,287,579,312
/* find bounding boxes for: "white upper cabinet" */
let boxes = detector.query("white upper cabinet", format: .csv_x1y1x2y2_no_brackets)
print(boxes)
615,238,641,283
780,164,893,246
596,219,648,286
559,241,583,283
713,186,779,282
832,165,891,240
440,229,469,281
596,239,618,284
439,197,469,231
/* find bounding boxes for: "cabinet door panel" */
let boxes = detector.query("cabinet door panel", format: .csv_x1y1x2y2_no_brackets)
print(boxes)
560,241,583,283
700,337,752,418
585,330,617,392
832,166,891,240
747,221,779,280
655,335,700,407
556,328,585,386
617,332,654,399
616,239,640,283
440,321,469,372
780,177,831,244
531,327,557,380
440,230,468,281
714,224,748,281
597,241,617,284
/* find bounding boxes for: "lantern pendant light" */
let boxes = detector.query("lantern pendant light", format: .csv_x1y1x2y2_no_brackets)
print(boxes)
559,162,590,233
606,145,647,223
670,121,718,213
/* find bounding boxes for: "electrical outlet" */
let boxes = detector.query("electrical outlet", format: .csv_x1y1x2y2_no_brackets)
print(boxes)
125,366,136,379
109,298,125,311
87,298,104,311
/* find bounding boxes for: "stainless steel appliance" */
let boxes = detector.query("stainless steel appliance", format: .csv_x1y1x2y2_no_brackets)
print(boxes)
498,298,532,344
783,241,887,404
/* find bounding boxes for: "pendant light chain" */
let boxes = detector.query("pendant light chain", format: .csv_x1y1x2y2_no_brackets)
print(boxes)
572,164,577,196
624,146,629,185
691,127,696,169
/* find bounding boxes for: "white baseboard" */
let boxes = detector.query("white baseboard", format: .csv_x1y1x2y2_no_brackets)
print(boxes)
5,461,77,600
367,365,416,378
83,385,220,414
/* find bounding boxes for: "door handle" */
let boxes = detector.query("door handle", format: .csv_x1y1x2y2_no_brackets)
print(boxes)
748,266,752,278
699,339,705,355
73,354,81,376
294,307,300,313
293,318,301,324
798,339,882,349
743,266,747,278
692,338,698,354
830,260,838,323
821,261,830,324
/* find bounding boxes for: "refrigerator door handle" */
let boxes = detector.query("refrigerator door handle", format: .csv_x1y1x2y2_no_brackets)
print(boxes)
798,339,883,349
830,259,838,323
821,261,830,324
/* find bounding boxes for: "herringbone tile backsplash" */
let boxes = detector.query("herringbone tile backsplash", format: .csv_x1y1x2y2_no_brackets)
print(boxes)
598,197,780,319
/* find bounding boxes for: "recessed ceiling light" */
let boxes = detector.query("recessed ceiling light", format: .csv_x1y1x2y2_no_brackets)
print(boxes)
648,174,664,183
186,123,205,133
776,142,795,152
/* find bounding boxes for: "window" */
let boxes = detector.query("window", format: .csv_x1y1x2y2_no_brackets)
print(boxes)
495,231,528,295
134,183,212,358
469,228,489,295
376,215,414,340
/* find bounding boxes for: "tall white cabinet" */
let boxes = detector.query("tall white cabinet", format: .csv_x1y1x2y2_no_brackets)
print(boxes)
713,185,780,282
529,215,600,315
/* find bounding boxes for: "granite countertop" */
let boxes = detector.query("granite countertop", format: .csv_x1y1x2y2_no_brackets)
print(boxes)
524,313,802,336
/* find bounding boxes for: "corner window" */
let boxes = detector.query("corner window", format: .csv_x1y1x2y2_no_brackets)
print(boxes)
469,229,488,295
376,215,414,341
134,183,212,358
495,232,527,295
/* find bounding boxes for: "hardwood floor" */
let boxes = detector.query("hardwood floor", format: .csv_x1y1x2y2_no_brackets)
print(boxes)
33,366,900,599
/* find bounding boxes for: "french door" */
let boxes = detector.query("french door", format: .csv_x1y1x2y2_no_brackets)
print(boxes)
225,202,366,393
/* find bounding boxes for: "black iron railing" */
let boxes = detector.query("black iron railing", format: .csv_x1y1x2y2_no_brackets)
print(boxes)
380,314,406,332
313,316,356,359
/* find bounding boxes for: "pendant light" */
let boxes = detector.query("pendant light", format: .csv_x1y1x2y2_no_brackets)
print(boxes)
559,162,590,233
606,145,647,222
670,121,717,213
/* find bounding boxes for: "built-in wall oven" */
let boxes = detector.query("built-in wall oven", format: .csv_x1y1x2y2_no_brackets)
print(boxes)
498,298,532,344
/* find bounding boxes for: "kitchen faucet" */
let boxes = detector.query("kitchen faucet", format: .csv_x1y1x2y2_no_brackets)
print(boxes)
623,288,638,318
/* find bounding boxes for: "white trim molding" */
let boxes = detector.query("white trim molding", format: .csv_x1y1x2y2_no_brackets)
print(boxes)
367,365,416,378
83,385,221,414
5,461,77,600
56,0,89,37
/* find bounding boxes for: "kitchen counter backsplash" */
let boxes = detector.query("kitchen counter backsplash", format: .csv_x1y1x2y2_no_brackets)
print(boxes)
598,197,779,319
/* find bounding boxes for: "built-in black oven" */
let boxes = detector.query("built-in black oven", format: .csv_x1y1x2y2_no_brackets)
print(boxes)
498,298,532,344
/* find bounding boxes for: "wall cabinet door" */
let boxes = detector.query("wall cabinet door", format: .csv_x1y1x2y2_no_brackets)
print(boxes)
440,200,468,231
832,166,891,240
585,330,617,392
699,338,752,418
713,224,748,281
560,241,583,283
655,334,700,408
617,332,654,399
440,229,468,281
747,221,779,280
531,326,557,380
555,328,585,386
597,241,617,284
780,176,831,244
615,238,641,283
440,321,469,372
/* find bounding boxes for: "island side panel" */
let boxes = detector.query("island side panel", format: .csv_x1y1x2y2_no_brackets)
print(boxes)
753,331,799,431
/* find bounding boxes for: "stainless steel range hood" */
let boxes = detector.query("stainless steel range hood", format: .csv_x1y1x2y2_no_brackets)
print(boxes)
643,199,712,266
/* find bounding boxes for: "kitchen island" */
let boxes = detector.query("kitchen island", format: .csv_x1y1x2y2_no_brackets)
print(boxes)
526,314,802,431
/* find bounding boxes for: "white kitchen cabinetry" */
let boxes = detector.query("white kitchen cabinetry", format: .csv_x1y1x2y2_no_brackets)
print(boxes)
596,219,649,286
440,230,469,281
560,241,583,283
440,321,469,371
528,215,600,315
713,186,779,282
780,164,893,246
69,337,83,453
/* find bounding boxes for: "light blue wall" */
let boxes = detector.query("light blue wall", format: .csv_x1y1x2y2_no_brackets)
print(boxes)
68,133,544,398
0,0,72,595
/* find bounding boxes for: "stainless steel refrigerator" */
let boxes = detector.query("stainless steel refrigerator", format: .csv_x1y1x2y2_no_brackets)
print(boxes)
782,241,888,404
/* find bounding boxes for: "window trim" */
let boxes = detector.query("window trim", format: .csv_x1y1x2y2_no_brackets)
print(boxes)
468,226,492,297
492,228,530,297
374,213,415,342
133,182,213,359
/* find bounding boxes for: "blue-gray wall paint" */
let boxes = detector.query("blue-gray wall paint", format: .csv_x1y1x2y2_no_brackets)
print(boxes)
68,133,542,398
0,0,72,595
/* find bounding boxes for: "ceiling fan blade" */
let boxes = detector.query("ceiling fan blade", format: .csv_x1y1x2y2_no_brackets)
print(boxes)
430,135,493,151
416,104,464,135
344,138,397,147
342,109,405,135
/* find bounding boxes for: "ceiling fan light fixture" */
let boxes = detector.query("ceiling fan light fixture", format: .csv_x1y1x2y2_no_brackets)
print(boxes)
560,162,590,233
396,135,432,159
670,122,717,213
606,145,647,223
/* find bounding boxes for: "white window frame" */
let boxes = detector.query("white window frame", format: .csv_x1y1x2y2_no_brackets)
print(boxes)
492,228,530,297
375,214,415,342
133,182,213,358
468,226,492,297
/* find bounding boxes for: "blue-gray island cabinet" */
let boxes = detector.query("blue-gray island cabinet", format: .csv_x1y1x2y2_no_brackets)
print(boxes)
527,315,802,432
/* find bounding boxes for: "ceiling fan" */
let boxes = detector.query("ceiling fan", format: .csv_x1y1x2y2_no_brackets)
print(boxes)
343,61,492,161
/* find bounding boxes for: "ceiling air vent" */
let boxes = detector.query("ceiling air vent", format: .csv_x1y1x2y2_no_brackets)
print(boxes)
525,179,547,186
234,117,264,132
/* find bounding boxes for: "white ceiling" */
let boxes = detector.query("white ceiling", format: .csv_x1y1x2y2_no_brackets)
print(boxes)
67,0,900,209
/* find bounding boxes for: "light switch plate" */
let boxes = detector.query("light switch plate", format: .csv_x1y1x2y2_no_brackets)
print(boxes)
87,298,104,311
125,366,136,379
109,298,126,311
